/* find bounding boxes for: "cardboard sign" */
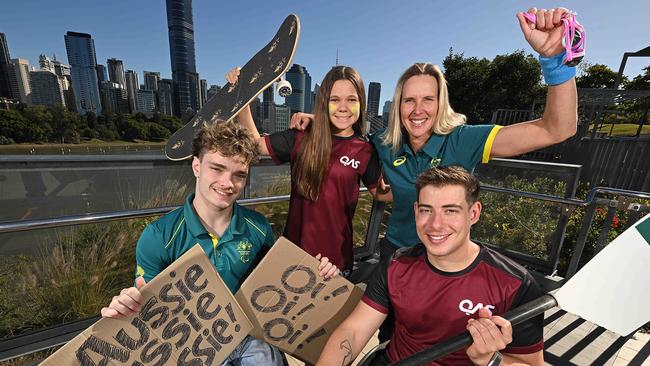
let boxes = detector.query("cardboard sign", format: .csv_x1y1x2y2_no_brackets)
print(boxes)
41,245,253,366
235,237,363,364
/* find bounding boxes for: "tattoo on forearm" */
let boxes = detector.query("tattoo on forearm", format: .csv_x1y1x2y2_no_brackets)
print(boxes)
340,339,353,366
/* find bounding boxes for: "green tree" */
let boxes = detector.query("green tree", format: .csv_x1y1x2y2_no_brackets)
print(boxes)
115,115,147,140
86,111,98,129
576,63,623,89
624,65,650,90
0,110,47,142
49,105,82,143
157,114,184,133
134,112,148,123
443,49,543,123
144,122,171,140
21,105,54,141
484,51,543,115
443,49,491,122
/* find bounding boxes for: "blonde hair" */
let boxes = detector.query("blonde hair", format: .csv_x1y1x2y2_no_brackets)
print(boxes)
382,63,466,154
192,120,259,165
293,66,366,201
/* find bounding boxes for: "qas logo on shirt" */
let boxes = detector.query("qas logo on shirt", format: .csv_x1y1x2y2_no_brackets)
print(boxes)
459,299,495,316
340,155,360,169
237,240,253,263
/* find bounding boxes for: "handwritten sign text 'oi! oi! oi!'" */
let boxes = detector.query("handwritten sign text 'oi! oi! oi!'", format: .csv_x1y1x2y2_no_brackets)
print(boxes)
235,237,364,365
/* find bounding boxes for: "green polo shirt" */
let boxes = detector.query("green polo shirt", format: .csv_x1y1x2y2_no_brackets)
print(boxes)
371,124,502,248
135,193,275,293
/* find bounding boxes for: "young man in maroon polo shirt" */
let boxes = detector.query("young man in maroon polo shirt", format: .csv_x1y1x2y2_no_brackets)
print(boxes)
316,166,544,365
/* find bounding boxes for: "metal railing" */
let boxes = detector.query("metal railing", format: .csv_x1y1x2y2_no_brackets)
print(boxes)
1,153,649,364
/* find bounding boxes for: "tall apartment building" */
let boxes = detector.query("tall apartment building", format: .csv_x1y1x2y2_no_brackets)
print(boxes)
166,0,200,117
64,31,102,114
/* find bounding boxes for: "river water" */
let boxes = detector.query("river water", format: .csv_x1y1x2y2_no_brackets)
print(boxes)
0,150,290,256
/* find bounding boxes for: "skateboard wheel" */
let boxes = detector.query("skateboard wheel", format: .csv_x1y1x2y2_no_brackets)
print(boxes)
277,79,292,97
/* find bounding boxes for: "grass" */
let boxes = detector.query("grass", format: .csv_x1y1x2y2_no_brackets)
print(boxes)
0,178,190,364
589,123,650,137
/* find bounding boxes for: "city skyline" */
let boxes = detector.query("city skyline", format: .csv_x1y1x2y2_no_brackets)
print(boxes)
1,1,649,110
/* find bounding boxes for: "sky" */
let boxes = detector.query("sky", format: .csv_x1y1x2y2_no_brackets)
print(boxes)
1,0,649,109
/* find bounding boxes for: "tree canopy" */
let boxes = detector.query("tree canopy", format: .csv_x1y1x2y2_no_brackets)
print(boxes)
0,105,182,144
443,49,545,123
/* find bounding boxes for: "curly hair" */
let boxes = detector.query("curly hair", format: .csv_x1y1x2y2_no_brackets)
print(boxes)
192,120,259,165
416,166,479,205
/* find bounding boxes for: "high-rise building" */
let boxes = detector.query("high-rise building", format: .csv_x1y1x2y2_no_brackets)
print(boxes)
125,70,139,113
207,84,220,101
107,58,126,88
248,97,262,131
200,78,208,107
136,89,156,116
60,75,76,112
29,70,64,107
382,100,392,123
39,54,53,72
262,86,274,119
65,31,102,114
157,78,174,116
304,72,312,113
368,115,386,135
0,33,15,99
96,64,107,83
10,58,32,104
166,0,200,117
262,104,275,134
37,54,74,110
312,83,319,111
100,81,129,114
368,82,381,117
285,64,310,113
52,56,71,78
274,104,291,131
143,71,160,91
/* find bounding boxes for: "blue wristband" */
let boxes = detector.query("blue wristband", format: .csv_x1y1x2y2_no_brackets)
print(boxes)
539,51,576,86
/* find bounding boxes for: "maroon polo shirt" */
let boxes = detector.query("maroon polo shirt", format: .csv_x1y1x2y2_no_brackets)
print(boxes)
264,129,381,271
363,244,544,365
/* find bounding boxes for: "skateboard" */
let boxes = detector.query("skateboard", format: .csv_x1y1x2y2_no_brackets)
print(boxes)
165,14,300,160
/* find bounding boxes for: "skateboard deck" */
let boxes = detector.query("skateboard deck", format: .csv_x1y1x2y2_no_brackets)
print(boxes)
165,14,300,160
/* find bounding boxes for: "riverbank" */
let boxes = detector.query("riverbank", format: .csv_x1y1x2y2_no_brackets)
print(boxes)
0,140,166,155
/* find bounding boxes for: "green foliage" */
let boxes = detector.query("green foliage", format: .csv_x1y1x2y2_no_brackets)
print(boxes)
443,49,544,123
0,221,139,339
155,113,184,133
0,109,48,142
144,122,171,140
623,65,650,90
0,179,191,341
0,105,183,144
473,176,567,260
116,114,147,140
249,173,291,239
576,63,622,89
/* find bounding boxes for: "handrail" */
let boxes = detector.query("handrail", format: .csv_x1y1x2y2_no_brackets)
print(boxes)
0,195,289,234
2,186,647,235
1,185,648,364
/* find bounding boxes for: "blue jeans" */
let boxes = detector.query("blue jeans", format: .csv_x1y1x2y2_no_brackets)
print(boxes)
221,335,285,366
